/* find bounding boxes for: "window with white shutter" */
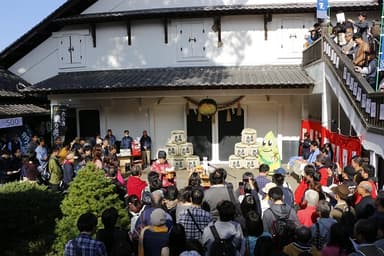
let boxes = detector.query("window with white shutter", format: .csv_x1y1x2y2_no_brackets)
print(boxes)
58,35,86,68
176,23,207,61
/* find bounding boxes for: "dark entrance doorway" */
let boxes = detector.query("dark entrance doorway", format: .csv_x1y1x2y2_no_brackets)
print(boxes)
187,110,212,160
79,110,100,140
218,109,244,161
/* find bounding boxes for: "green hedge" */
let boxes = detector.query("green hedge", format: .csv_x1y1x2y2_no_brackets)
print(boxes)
52,163,129,254
0,182,62,255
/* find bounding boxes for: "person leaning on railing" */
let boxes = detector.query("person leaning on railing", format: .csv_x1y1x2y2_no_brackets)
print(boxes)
352,32,370,67
354,51,378,90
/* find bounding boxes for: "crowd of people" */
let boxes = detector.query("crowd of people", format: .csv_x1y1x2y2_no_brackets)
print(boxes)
60,134,383,255
305,12,383,91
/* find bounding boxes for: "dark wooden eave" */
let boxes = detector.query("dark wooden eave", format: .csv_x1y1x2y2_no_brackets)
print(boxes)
0,0,97,68
0,0,379,69
52,2,380,26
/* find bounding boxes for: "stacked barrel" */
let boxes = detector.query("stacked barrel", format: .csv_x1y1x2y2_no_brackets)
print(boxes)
165,130,200,170
228,128,259,169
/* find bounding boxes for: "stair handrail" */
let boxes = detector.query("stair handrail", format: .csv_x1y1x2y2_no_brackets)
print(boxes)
303,35,384,134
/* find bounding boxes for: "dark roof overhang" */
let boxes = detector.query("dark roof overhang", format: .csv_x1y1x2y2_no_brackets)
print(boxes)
29,65,314,94
53,2,380,25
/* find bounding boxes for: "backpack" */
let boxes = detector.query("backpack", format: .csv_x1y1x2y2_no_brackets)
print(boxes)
334,206,356,237
356,244,384,256
209,224,237,256
313,222,327,250
270,208,296,249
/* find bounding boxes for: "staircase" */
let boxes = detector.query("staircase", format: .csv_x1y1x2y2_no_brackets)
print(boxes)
302,35,384,160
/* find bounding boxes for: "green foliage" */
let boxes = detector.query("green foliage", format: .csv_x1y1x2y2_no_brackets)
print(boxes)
0,181,62,256
52,163,129,254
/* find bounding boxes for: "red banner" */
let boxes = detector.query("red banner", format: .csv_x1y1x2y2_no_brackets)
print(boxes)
300,120,361,167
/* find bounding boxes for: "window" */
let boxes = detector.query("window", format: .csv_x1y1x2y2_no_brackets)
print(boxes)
177,23,207,61
58,35,86,67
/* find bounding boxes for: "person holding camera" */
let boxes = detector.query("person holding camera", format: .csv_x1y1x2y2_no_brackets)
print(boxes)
236,172,262,217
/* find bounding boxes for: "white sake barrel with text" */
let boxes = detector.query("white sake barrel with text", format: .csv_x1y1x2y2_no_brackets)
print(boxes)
247,145,258,157
185,155,200,170
179,142,194,156
165,143,179,157
168,156,185,171
234,142,248,158
229,155,243,169
241,128,257,145
243,156,258,169
170,130,186,144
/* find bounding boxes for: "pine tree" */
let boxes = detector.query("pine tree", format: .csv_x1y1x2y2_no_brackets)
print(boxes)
52,163,129,254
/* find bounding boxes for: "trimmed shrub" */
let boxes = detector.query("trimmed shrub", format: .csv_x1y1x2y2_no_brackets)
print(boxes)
0,181,62,255
52,163,129,254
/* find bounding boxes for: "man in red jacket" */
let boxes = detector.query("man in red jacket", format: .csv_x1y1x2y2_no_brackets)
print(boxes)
126,166,147,200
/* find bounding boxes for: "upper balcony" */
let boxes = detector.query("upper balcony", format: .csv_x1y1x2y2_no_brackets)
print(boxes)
302,34,384,135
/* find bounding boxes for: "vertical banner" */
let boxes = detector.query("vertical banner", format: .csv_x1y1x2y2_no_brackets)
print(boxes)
52,105,68,143
300,120,361,167
379,34,384,71
317,0,329,19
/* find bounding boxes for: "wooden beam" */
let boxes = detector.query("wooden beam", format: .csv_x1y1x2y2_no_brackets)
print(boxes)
126,20,131,45
163,18,168,44
264,13,272,41
213,16,222,47
91,24,96,47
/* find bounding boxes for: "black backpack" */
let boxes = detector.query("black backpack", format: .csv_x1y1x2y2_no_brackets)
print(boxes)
270,208,296,249
209,224,237,256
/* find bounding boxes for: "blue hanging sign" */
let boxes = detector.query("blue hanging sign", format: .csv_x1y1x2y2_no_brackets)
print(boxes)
379,34,384,71
317,0,329,19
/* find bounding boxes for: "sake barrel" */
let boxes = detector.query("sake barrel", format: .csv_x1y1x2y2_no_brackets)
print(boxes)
243,156,258,169
165,143,179,157
229,155,243,169
234,142,248,158
167,156,185,171
170,130,186,144
178,142,193,156
241,128,257,145
185,155,200,170
247,145,258,157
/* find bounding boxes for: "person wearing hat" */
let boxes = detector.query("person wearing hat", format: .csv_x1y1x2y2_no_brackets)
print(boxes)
151,150,175,188
352,32,370,67
260,182,277,215
330,184,356,222
138,208,170,256
338,165,357,196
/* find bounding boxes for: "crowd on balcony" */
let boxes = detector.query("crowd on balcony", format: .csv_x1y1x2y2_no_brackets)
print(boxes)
306,12,382,91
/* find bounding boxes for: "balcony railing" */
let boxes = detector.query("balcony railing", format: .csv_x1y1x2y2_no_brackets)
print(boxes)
303,35,384,134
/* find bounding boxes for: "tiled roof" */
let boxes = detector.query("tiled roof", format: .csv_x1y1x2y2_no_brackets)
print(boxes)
54,2,379,25
0,90,23,97
0,69,31,93
31,65,313,93
0,104,49,117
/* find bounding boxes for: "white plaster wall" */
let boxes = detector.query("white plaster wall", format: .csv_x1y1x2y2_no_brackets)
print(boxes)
9,38,59,84
102,99,151,140
152,104,185,155
9,14,317,82
84,0,376,13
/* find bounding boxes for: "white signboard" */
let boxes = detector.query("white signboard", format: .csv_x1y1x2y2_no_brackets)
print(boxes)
0,117,23,129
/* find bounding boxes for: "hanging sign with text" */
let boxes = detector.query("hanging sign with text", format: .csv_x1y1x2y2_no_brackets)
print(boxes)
317,0,329,19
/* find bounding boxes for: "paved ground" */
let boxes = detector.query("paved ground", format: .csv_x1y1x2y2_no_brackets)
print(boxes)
140,163,300,192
